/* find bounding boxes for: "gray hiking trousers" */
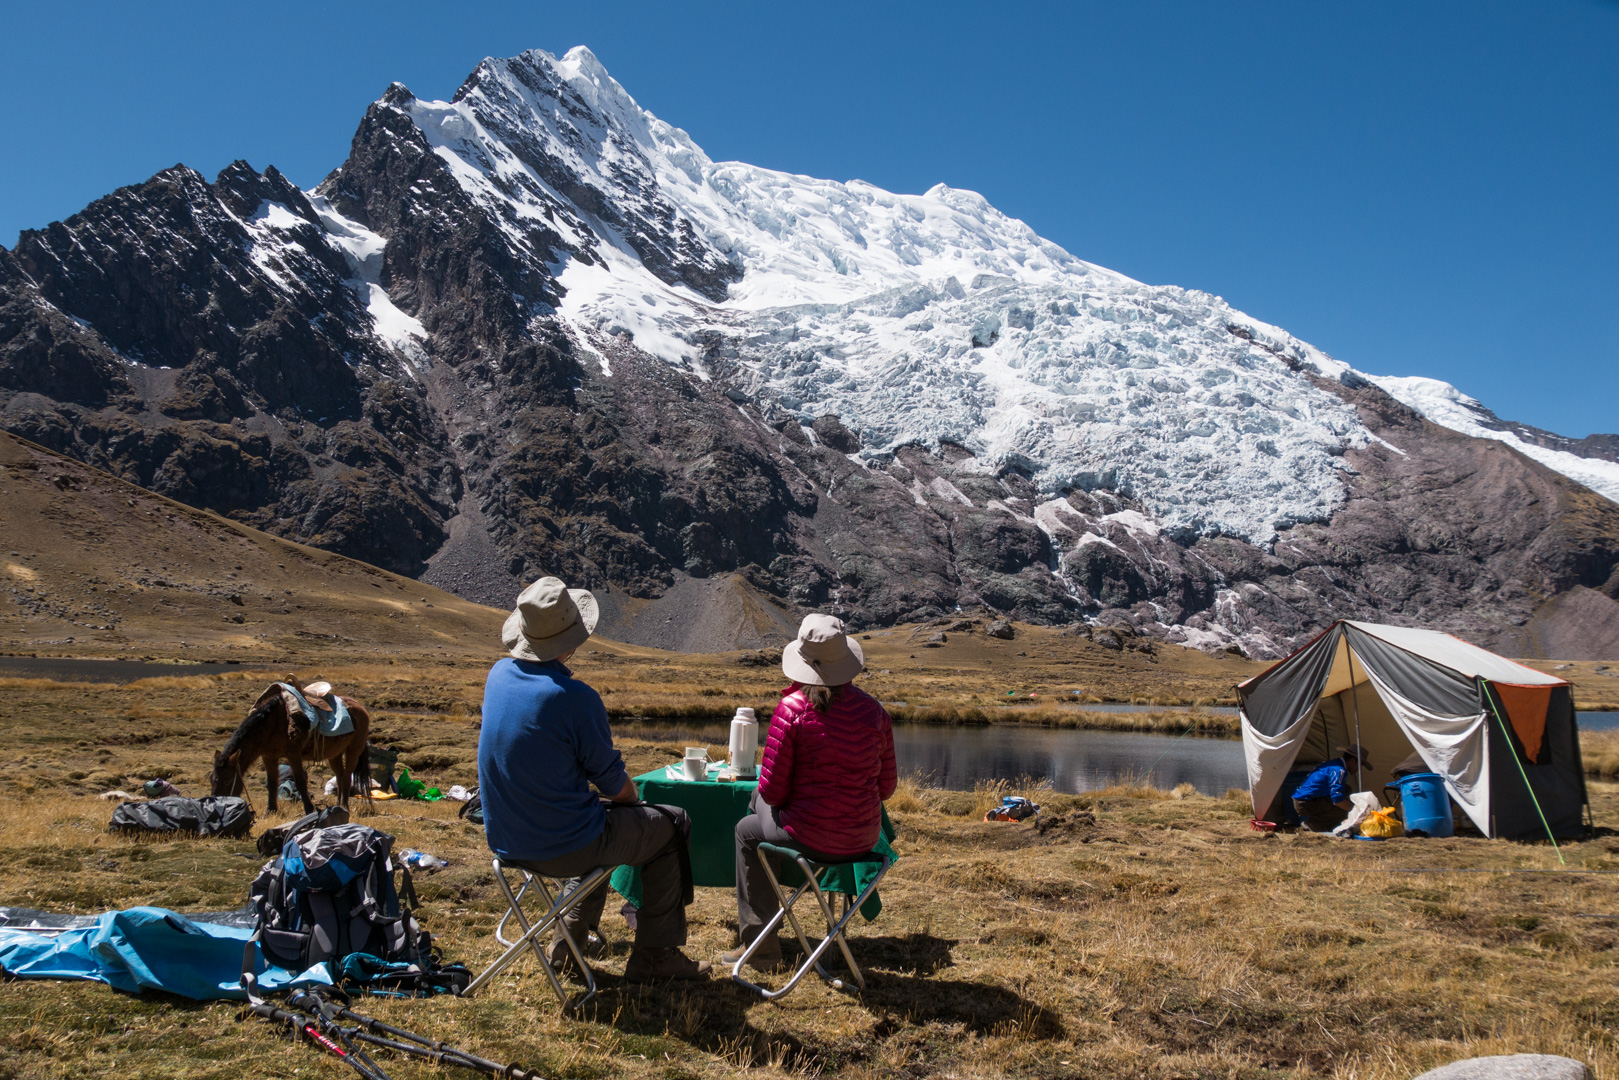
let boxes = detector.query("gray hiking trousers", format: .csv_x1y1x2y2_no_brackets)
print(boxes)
509,803,691,949
734,789,850,944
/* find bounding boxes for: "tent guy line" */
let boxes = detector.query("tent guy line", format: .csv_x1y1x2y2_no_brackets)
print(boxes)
1341,869,1619,875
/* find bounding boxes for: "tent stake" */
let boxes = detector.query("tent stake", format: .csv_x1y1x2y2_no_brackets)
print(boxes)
1483,679,1565,865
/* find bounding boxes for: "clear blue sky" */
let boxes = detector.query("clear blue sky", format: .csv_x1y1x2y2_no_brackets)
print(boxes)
3,1,1615,436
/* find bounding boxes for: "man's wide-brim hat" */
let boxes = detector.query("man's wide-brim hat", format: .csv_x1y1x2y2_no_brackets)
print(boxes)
502,577,599,662
1341,743,1373,769
781,613,864,687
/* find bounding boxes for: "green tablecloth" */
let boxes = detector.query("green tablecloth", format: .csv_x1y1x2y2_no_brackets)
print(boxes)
610,769,895,920
611,770,760,901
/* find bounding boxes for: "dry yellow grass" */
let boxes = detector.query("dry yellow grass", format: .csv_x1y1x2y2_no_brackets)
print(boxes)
1583,729,1619,779
2,659,1618,1079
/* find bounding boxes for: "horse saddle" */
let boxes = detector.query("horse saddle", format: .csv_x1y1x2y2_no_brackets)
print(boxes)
256,681,355,739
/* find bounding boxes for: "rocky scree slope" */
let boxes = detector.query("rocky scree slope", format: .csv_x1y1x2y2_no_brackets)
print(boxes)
4,46,1619,657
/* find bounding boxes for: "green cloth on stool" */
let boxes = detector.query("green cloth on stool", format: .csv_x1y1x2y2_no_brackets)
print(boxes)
768,809,897,921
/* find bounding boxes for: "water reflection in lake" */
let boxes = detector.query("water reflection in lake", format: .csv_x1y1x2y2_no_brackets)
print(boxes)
895,711,1619,795
893,724,1248,796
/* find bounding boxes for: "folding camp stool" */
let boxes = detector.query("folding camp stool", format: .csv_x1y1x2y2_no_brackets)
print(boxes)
462,859,613,1011
730,841,893,1001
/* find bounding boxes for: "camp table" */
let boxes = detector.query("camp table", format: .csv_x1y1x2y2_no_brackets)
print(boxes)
610,769,894,918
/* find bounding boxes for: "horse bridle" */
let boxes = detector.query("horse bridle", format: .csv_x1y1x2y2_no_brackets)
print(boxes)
215,752,247,798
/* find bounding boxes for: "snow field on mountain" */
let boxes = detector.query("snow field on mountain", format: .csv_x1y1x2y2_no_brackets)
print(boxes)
719,274,1374,542
307,196,428,365
1370,375,1619,505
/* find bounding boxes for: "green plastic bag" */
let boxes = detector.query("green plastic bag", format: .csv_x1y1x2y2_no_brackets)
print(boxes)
395,767,443,802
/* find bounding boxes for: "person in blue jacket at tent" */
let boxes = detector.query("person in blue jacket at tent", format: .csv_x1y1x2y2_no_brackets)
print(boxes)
1291,744,1372,832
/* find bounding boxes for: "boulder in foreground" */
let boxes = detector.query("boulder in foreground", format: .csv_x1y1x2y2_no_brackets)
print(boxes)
1414,1054,1592,1080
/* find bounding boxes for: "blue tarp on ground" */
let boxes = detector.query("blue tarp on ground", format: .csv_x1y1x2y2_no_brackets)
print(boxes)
0,907,332,1000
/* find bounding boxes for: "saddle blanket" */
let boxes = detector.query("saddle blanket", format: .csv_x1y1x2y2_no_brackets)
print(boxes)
267,682,354,738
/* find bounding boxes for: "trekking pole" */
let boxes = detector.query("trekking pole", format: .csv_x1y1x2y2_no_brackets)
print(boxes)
287,993,398,1080
248,1001,393,1080
290,991,547,1080
341,1027,545,1078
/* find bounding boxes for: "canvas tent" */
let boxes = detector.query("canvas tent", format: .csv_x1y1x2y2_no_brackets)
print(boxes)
1237,621,1589,839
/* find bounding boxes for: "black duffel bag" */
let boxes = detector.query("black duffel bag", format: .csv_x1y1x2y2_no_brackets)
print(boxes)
109,795,255,838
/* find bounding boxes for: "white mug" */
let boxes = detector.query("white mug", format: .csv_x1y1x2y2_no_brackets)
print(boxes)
683,746,708,782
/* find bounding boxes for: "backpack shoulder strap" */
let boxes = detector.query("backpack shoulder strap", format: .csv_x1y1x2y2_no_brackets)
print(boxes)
305,890,340,965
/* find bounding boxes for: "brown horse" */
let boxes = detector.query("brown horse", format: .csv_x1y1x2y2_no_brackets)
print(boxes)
210,688,371,813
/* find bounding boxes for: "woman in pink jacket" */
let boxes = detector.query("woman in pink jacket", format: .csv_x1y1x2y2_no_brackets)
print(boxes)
724,614,897,969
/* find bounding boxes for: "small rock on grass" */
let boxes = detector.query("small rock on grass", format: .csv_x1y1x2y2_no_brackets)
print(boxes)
1413,1055,1592,1080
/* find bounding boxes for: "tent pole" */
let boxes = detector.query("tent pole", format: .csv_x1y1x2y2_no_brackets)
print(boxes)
1483,678,1565,866
1345,644,1365,792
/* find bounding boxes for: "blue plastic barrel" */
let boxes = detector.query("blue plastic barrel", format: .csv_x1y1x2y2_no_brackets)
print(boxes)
1395,772,1454,838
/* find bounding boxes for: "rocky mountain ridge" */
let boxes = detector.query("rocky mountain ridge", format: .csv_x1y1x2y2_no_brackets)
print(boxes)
4,46,1619,658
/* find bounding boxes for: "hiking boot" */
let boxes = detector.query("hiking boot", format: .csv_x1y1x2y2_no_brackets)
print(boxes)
544,938,591,984
624,946,711,982
721,938,785,972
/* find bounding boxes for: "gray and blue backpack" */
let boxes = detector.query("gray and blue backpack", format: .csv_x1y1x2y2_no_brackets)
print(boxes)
248,823,468,996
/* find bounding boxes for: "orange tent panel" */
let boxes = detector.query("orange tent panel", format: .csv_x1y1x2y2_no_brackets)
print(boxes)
1492,682,1554,764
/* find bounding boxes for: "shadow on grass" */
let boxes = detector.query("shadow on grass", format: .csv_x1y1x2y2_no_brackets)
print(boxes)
862,970,1065,1037
839,931,956,976
578,932,1061,1070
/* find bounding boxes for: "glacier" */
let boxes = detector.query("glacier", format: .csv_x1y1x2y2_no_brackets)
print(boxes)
329,45,1614,543
1368,375,1619,505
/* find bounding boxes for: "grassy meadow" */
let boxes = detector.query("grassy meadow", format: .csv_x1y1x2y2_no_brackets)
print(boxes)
0,664,1617,1080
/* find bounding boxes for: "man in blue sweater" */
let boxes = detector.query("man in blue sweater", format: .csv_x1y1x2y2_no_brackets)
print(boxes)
478,577,709,982
1291,744,1373,832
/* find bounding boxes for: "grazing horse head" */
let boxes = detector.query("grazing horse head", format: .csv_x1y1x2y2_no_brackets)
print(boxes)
210,749,245,797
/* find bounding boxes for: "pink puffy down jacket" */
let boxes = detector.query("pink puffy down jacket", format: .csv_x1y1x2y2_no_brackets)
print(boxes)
757,684,897,858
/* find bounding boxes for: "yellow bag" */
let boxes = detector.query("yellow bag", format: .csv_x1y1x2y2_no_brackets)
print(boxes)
1360,808,1404,839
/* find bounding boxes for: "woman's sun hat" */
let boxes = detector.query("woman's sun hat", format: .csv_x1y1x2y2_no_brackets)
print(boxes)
502,577,599,662
781,613,865,686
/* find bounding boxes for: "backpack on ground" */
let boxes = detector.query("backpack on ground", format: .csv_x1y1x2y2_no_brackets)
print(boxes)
985,795,1040,823
246,823,468,996
109,795,255,838
457,789,482,826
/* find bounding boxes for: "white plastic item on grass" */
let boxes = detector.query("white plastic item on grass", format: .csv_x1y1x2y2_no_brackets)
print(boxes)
1332,791,1382,837
399,848,447,872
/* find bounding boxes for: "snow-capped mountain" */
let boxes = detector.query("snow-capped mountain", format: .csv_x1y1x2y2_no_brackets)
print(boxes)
386,48,1375,544
4,46,1619,658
